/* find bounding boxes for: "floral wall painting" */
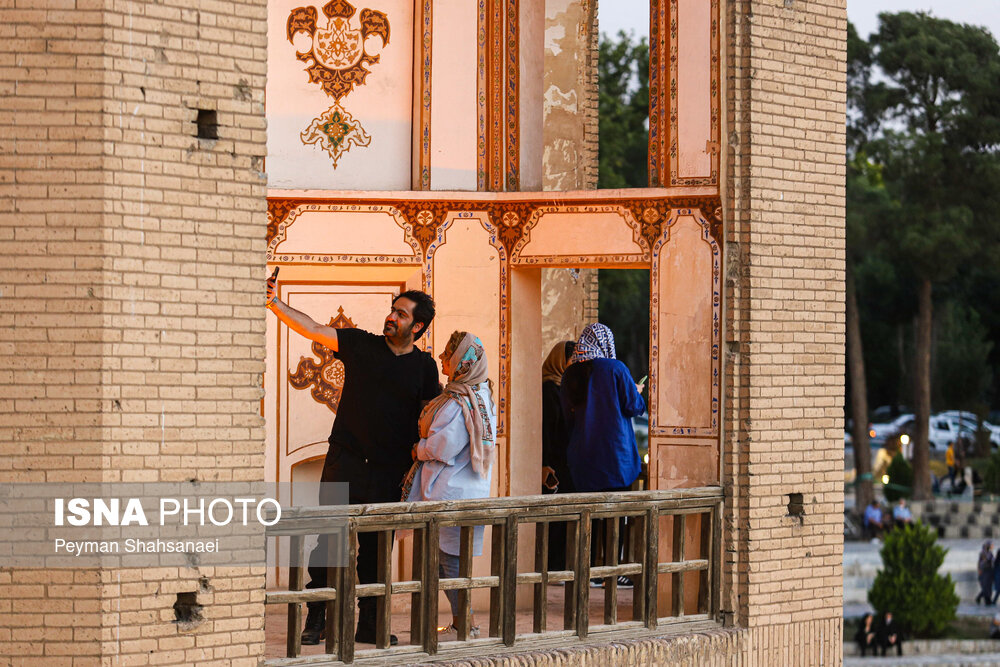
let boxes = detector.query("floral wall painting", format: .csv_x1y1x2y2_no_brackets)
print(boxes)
287,0,390,167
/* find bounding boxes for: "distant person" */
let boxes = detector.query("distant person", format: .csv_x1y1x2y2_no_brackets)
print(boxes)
863,500,884,542
977,540,995,605
891,498,913,527
990,610,1000,639
994,547,1000,605
854,613,877,656
946,440,957,491
878,611,903,656
541,340,575,571
404,331,496,639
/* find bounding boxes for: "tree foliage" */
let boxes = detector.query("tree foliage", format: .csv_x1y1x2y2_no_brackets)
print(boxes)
597,32,651,379
868,522,959,637
883,453,913,502
849,14,1000,497
598,32,648,189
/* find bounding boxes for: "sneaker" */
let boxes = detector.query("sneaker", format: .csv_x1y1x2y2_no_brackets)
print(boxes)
300,604,325,646
616,575,634,588
438,623,480,640
590,578,604,588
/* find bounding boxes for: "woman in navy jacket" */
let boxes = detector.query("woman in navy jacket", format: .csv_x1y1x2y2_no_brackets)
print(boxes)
560,323,646,492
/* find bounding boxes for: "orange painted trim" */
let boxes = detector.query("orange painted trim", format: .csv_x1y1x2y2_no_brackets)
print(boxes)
418,0,433,190
648,0,669,187
477,0,489,190
504,0,519,192
488,0,505,191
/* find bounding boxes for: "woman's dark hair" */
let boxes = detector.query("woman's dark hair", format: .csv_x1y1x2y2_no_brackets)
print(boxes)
564,340,575,359
393,290,435,339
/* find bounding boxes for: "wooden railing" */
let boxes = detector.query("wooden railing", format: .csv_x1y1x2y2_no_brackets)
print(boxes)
264,487,723,665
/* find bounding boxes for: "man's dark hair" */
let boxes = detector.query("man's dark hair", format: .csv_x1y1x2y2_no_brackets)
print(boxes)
393,290,435,339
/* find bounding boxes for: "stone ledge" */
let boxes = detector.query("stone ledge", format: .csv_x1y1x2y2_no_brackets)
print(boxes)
411,624,745,666
844,639,1000,657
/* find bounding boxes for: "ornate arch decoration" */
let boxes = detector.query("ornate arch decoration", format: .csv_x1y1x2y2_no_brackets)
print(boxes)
648,199,722,438
287,306,357,412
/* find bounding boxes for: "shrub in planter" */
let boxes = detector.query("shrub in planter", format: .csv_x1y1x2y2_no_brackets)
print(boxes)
868,521,959,637
883,453,913,502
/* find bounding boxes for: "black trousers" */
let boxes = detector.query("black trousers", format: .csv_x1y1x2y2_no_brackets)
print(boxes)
306,446,407,629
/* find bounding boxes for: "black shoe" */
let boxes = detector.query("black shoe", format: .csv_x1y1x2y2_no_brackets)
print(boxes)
616,575,634,588
301,604,325,645
354,626,398,646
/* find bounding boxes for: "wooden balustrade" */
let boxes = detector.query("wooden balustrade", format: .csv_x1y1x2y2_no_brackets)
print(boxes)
264,487,723,665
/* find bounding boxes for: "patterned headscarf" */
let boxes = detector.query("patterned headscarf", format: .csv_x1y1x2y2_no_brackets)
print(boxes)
569,323,616,364
541,340,574,386
418,331,495,478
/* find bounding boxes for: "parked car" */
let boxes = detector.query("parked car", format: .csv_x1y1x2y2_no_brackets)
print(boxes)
870,413,950,450
932,411,1000,448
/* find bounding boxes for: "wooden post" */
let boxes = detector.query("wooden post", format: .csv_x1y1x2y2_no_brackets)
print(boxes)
563,518,578,630
502,515,518,646
533,521,549,633
604,516,619,625
376,530,393,649
631,512,646,621
410,527,424,644
338,524,358,663
326,531,341,657
671,514,686,617
644,507,659,629
457,525,474,641
575,509,591,639
423,520,440,655
489,521,505,638
698,509,713,615
286,534,304,657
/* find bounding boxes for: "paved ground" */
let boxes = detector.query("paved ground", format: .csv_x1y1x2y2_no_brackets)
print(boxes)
845,537,994,611
846,656,1000,666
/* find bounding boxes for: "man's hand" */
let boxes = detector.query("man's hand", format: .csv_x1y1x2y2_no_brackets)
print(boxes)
266,270,278,306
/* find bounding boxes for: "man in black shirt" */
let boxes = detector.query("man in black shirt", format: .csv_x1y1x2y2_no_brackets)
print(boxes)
266,276,441,645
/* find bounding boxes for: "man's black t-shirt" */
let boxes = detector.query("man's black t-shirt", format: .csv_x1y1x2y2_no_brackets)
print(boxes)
326,327,441,473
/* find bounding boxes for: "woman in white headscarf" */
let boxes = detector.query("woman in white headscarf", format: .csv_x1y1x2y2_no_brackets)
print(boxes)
404,331,495,638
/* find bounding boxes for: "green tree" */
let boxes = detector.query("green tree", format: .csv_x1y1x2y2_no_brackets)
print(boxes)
868,522,959,637
598,269,649,381
883,453,912,502
861,12,1000,498
598,32,648,189
932,302,993,413
597,32,651,379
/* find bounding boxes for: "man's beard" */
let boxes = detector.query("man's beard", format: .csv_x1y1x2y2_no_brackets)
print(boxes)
384,321,411,338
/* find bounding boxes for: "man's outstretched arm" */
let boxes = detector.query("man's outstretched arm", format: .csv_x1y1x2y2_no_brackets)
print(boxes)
266,272,339,351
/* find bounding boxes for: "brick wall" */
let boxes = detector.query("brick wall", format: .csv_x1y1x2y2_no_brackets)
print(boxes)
1,1,268,664
723,0,846,661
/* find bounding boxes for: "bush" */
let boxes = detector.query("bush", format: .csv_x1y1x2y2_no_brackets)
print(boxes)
883,453,913,502
983,451,1000,495
868,522,959,637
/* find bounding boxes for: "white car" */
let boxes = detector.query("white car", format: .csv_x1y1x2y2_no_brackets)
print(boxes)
870,414,951,450
932,411,1000,448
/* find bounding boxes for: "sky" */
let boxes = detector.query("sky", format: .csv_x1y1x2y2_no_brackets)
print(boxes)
596,1,1000,42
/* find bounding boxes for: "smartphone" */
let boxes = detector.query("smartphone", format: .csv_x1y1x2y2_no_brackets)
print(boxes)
637,375,648,386
270,266,280,280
